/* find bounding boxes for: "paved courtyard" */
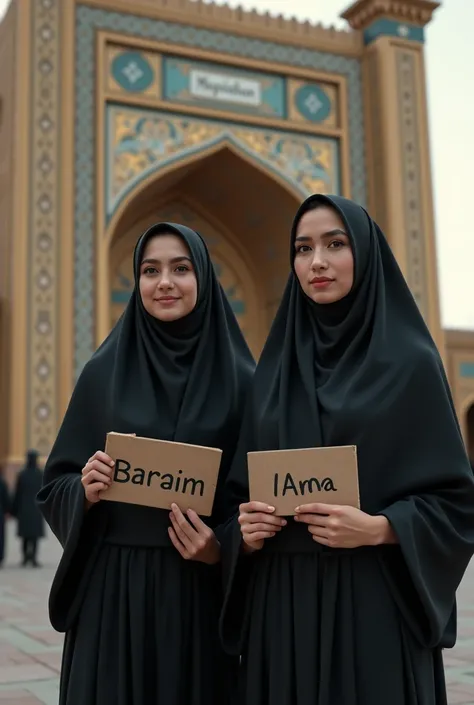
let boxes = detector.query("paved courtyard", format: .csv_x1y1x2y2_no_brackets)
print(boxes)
0,521,473,704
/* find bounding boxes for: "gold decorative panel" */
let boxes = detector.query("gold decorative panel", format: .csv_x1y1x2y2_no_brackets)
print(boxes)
28,0,61,456
106,104,340,220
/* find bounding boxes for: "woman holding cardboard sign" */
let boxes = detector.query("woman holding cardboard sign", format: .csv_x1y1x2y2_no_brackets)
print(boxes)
38,223,254,705
220,194,474,704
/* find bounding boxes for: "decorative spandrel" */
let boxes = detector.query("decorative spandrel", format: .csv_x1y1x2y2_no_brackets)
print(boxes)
106,105,340,220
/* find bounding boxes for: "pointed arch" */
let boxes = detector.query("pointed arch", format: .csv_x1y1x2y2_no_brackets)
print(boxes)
98,139,302,354
105,136,307,245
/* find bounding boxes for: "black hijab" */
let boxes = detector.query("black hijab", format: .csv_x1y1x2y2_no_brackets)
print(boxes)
42,221,254,505
24,450,39,472
95,222,255,445
224,195,474,649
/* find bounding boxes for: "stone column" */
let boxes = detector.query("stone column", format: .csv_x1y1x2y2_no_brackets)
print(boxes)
342,0,444,354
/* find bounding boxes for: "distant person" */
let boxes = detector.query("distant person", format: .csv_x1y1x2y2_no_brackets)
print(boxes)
0,471,11,567
12,450,45,567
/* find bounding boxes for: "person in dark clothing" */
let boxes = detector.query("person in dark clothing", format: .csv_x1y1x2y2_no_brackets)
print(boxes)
37,223,255,705
219,195,474,705
0,472,11,567
12,450,45,567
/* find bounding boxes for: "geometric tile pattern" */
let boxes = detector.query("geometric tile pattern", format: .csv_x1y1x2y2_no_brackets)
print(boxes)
74,4,367,377
0,522,473,704
28,0,61,454
396,48,429,320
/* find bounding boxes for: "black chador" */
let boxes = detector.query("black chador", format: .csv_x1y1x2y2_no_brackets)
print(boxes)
219,195,474,705
13,450,45,567
38,223,254,705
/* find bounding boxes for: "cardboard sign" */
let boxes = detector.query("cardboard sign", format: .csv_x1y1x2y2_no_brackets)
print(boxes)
248,445,359,516
100,432,222,516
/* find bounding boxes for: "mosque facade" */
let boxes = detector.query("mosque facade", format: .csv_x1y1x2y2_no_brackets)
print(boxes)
1,0,473,476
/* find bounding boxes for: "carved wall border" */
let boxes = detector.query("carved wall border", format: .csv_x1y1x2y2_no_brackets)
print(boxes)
396,48,428,318
28,0,61,455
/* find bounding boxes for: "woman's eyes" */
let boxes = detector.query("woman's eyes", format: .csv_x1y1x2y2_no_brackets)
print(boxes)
295,240,346,254
142,265,190,275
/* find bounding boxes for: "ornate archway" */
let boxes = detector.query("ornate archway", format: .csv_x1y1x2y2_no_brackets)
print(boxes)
100,143,302,356
105,104,338,225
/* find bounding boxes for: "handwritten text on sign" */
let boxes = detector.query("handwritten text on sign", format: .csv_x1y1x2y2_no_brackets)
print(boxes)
101,432,222,516
248,445,359,516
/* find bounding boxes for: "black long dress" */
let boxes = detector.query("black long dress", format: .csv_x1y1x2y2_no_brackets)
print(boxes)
219,195,474,705
37,223,255,705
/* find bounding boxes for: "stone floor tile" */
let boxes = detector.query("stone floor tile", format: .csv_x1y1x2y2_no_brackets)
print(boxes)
1,520,474,704
0,663,57,685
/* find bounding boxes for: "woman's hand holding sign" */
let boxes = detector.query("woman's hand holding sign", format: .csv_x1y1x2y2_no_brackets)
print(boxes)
169,504,220,565
239,501,287,553
81,451,114,509
294,503,397,548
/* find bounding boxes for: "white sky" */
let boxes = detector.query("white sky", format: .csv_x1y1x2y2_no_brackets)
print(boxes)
0,0,472,330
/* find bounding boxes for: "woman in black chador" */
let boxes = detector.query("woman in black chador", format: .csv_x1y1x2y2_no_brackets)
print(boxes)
220,195,474,705
38,223,254,705
13,449,45,567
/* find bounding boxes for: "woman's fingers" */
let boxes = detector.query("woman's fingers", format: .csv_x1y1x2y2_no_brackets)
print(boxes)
170,504,199,540
307,525,330,538
82,469,112,487
294,513,328,527
243,522,282,534
239,512,286,527
185,508,211,537
169,512,195,552
83,458,113,477
243,531,275,543
168,527,191,559
239,501,276,514
89,451,115,467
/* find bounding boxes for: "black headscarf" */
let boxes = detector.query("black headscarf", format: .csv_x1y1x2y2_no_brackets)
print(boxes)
25,450,39,471
223,195,474,649
91,222,255,446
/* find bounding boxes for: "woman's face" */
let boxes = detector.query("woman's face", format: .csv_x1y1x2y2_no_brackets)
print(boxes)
139,234,198,322
293,205,354,304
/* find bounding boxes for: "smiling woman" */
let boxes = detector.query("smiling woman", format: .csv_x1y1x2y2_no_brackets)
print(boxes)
37,222,255,705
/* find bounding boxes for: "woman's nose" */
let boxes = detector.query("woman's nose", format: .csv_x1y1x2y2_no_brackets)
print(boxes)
311,249,327,270
157,273,173,288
